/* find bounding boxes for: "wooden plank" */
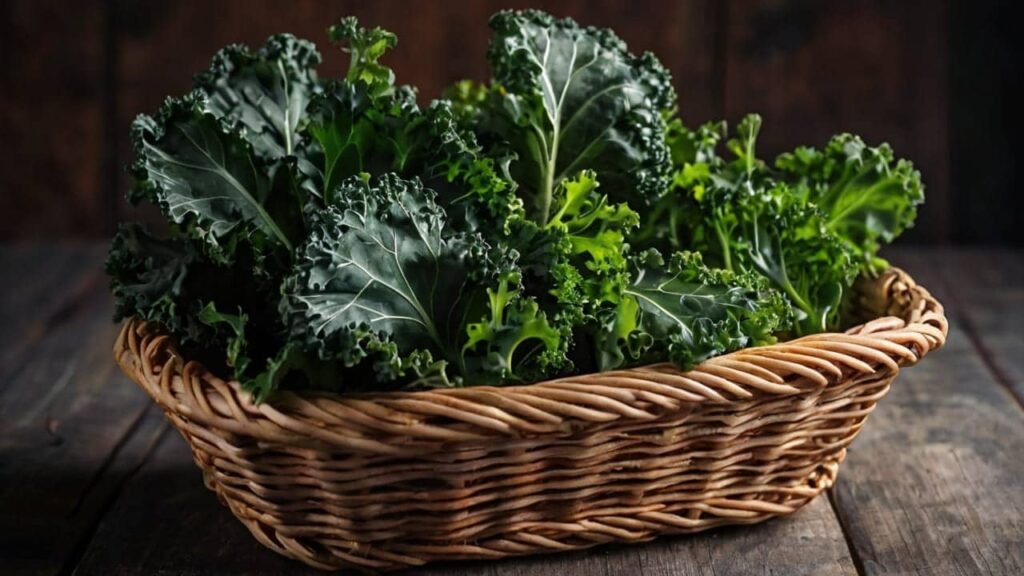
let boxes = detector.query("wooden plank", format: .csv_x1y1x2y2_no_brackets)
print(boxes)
0,244,108,383
828,249,1024,575
0,1,109,239
632,497,855,576
721,0,950,243
933,249,1024,404
111,0,720,225
0,248,167,576
70,431,327,576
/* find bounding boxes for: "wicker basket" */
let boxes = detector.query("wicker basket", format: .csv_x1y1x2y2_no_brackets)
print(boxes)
114,267,946,573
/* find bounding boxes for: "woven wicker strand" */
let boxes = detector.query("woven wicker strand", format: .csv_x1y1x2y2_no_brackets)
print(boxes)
114,268,947,573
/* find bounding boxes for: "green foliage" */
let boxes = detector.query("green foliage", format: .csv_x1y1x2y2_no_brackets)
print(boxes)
466,10,676,223
639,114,922,336
108,11,925,401
597,250,788,371
777,134,924,274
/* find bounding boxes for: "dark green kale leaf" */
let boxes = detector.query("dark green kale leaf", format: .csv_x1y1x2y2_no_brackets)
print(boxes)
306,80,421,197
129,93,302,261
107,224,288,385
196,34,322,161
281,174,565,388
597,250,788,371
470,9,676,223
308,20,522,234
107,223,209,344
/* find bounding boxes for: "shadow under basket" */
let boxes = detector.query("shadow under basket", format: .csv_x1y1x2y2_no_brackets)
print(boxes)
114,267,947,573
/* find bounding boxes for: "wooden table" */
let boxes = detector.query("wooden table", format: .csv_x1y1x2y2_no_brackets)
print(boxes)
2,245,1022,576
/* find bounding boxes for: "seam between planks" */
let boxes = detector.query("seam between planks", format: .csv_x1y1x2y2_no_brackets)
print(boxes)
58,412,172,576
826,488,869,576
929,251,1024,411
100,0,119,237
68,402,160,517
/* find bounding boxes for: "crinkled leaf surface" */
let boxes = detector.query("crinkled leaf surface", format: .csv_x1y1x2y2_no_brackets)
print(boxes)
197,34,322,160
130,94,297,255
598,251,787,371
483,9,675,221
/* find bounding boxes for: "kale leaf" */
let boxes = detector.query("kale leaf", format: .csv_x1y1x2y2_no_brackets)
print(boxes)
777,134,924,274
281,174,564,387
469,10,676,222
597,251,787,371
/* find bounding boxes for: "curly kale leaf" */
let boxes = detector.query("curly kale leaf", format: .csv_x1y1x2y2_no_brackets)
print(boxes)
329,16,398,96
306,17,424,199
632,119,725,253
597,251,787,371
129,93,302,261
462,270,564,383
500,170,639,375
701,185,857,335
776,134,924,274
545,169,638,308
652,114,859,335
419,100,524,233
281,174,565,387
106,224,288,384
107,224,208,343
479,9,675,222
306,80,423,197
196,34,322,161
308,21,521,234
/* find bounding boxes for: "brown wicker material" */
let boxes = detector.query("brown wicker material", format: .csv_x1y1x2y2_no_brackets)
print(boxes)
114,267,947,573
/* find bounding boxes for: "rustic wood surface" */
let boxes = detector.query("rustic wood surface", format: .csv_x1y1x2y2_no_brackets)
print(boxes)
0,245,1021,575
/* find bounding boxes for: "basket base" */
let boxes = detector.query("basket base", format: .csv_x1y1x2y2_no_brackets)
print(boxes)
208,451,844,572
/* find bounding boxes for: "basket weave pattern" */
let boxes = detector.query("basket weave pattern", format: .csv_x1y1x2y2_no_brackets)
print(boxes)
115,268,946,572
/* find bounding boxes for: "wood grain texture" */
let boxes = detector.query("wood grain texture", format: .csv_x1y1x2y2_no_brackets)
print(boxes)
828,250,1024,575
0,244,107,374
0,1,108,239
721,0,949,243
0,247,167,576
933,249,1024,404
426,497,855,576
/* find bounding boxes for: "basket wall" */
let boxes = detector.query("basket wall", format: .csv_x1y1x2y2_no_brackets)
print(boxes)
114,268,947,572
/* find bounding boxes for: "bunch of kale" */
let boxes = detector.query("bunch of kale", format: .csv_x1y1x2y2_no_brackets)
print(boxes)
108,11,922,400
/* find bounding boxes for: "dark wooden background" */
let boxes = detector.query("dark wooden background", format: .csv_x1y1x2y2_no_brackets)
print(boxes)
2,0,1020,244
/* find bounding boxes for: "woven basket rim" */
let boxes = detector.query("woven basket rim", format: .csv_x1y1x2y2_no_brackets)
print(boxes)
115,267,947,452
